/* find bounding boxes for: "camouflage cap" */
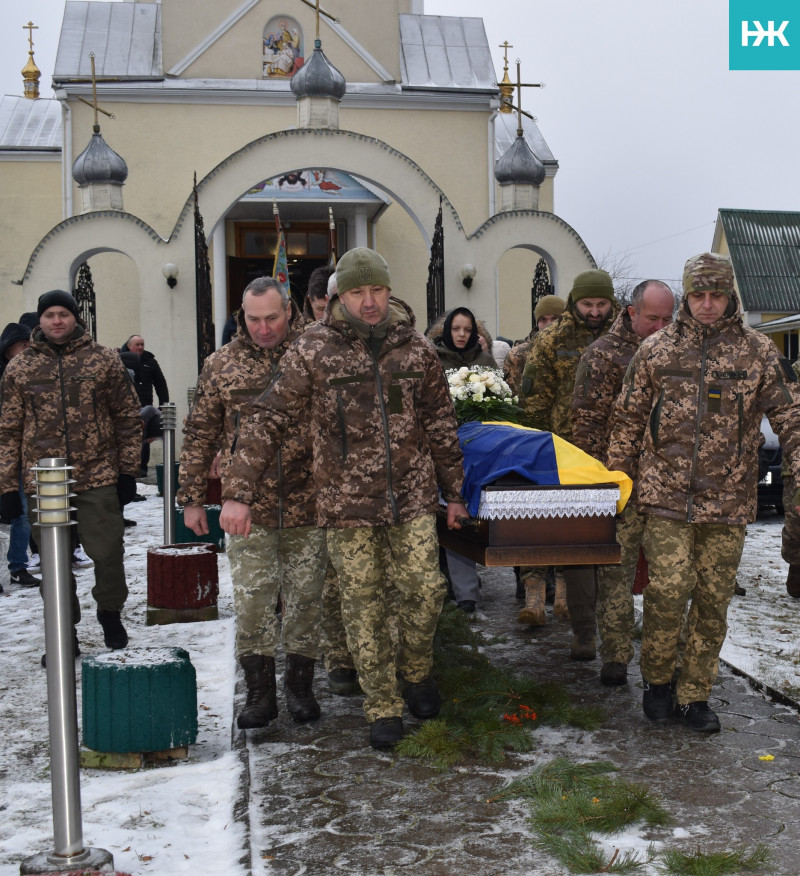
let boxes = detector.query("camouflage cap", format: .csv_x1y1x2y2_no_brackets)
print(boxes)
570,269,615,302
336,247,391,294
534,294,565,321
682,252,734,297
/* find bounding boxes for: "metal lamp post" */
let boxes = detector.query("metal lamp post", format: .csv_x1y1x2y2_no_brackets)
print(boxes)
161,402,177,545
20,458,113,874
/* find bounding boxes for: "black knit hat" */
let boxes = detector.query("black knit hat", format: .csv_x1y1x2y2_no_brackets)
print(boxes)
37,290,79,319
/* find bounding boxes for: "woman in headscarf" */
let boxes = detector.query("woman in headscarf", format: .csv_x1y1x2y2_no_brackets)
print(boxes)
429,307,498,372
426,308,497,614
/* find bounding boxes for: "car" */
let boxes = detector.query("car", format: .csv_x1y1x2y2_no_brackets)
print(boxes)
758,416,784,514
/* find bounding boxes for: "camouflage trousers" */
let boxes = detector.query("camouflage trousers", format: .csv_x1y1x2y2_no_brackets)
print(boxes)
782,475,800,565
326,514,446,723
227,524,327,661
597,503,646,664
321,557,401,675
320,560,355,674
641,516,745,705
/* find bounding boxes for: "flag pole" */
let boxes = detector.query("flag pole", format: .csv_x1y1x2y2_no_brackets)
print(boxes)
328,207,337,268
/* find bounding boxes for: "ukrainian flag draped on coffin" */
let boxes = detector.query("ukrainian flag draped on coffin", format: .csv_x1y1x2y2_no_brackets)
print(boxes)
458,421,633,518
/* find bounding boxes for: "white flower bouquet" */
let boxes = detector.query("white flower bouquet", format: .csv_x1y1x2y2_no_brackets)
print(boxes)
445,365,529,426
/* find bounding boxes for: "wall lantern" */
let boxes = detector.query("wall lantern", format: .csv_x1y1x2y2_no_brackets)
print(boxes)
162,263,179,289
461,264,477,289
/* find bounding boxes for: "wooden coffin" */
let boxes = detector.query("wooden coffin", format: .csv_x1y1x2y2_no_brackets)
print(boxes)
437,478,621,567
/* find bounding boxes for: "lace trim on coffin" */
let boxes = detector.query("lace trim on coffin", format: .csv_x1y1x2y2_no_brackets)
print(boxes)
476,487,620,520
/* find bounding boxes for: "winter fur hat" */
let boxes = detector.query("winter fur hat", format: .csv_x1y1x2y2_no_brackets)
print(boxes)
682,252,734,297
37,290,80,319
336,248,391,294
534,294,565,322
570,269,615,302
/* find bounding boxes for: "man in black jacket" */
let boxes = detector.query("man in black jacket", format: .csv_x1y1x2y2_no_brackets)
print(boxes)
121,335,169,407
121,335,169,478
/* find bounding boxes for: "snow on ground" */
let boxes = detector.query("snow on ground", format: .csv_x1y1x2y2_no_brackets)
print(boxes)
0,484,247,875
721,508,800,697
0,495,796,875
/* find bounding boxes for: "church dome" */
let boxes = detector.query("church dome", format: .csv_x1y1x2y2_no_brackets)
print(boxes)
495,134,546,187
72,129,128,185
290,40,346,101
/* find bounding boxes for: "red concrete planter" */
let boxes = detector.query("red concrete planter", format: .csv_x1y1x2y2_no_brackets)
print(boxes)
146,542,219,625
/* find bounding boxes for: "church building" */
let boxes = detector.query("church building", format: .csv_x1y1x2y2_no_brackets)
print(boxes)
0,0,596,415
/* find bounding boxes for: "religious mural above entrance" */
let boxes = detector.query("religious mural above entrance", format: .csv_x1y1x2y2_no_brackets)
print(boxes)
262,15,304,77
245,170,386,202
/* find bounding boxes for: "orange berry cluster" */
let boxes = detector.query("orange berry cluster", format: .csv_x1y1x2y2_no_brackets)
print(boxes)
502,704,537,725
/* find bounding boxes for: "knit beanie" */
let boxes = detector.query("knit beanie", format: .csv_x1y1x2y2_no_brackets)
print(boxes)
570,269,615,302
37,290,80,319
18,311,39,331
682,252,734,297
336,247,391,294
533,294,565,322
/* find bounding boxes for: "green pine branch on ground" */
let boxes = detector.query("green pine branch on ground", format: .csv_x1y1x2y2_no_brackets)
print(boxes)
657,845,772,875
396,607,774,875
396,604,605,769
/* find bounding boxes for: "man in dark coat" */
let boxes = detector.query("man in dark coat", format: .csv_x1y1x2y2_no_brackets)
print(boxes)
120,335,169,407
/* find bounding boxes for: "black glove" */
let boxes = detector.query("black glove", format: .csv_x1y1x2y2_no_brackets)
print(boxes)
116,474,137,507
0,490,23,522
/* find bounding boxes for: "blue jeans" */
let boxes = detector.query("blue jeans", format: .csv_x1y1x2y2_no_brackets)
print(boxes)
7,483,30,572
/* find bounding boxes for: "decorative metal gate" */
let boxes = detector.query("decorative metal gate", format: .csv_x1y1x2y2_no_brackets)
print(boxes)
426,195,445,329
531,257,553,326
193,174,215,373
73,262,96,340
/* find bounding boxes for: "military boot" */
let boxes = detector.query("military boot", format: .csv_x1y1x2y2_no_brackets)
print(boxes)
517,574,547,626
786,565,800,598
285,654,321,723
238,655,278,729
552,572,570,619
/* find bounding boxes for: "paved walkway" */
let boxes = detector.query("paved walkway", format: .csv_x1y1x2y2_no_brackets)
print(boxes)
237,566,800,876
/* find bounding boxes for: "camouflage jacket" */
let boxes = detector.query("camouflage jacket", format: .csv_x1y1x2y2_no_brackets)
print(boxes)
607,307,800,524
223,295,464,528
502,330,535,397
0,325,142,494
522,299,620,440
177,304,314,529
571,310,640,461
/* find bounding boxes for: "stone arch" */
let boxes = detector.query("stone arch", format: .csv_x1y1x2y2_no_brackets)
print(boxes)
171,127,455,250
23,210,169,296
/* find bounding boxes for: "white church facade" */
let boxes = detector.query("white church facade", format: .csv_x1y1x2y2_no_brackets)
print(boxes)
0,0,596,416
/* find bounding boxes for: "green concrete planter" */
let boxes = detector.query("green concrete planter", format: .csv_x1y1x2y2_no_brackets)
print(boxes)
82,648,197,754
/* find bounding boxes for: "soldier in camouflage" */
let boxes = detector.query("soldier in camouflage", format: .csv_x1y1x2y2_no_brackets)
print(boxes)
178,276,326,730
221,247,468,751
608,252,800,732
570,280,675,686
503,295,567,603
0,290,142,657
503,294,565,397
782,359,800,597
519,270,619,658
307,269,361,696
